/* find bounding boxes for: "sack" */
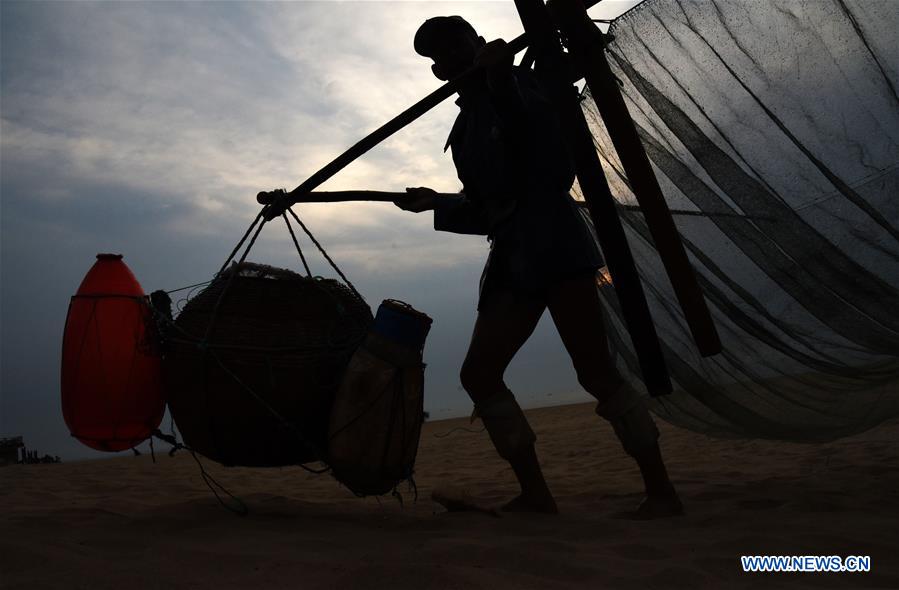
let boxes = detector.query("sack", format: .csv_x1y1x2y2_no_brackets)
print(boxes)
327,301,432,495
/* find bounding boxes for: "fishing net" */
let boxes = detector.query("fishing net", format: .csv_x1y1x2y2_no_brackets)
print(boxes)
577,0,899,441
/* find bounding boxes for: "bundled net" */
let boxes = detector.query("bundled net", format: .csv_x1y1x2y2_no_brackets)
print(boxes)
328,300,432,496
578,0,899,441
164,262,373,466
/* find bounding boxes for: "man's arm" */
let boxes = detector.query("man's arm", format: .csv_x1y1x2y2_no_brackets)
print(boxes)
477,40,529,130
433,192,490,236
395,187,490,236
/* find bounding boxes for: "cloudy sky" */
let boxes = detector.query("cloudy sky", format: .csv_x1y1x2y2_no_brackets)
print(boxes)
1,0,639,460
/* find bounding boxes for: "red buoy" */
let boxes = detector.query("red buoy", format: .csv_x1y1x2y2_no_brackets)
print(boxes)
61,254,165,451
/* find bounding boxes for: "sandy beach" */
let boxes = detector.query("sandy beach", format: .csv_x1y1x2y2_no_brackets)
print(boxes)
3,402,898,589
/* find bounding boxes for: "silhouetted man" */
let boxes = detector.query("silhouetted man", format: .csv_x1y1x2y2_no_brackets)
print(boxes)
394,16,682,517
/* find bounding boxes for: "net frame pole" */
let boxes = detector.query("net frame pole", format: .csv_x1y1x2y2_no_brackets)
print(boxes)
553,0,722,357
513,0,672,396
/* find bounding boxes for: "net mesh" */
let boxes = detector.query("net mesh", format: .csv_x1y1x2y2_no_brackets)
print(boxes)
576,0,899,442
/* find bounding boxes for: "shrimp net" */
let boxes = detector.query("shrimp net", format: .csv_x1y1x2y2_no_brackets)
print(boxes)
579,0,899,441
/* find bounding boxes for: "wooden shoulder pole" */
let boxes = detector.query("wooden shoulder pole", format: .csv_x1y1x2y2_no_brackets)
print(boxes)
512,0,672,396
257,0,607,217
552,0,722,357
257,34,527,217
280,191,773,221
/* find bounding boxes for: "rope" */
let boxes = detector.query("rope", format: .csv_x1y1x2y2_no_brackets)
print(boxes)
282,213,313,277
407,476,419,503
148,429,248,516
237,216,267,266
190,450,249,516
175,283,211,314
165,280,212,295
216,210,266,278
391,487,404,508
286,207,364,302
201,219,267,344
433,426,486,438
149,299,335,476
327,372,397,442
203,346,331,475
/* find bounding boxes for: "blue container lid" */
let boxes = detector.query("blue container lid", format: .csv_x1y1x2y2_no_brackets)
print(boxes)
372,300,432,352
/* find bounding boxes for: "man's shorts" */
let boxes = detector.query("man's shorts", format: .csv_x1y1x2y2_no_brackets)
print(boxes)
477,191,604,311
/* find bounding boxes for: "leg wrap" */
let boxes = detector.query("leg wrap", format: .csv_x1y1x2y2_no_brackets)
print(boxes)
474,387,536,461
595,381,660,457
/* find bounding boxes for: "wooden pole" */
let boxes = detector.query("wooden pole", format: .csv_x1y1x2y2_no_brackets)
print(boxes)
291,191,772,220
257,0,607,217
511,0,672,396
552,0,721,357
258,38,529,217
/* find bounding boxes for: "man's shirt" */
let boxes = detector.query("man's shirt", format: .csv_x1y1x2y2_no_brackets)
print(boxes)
434,66,576,238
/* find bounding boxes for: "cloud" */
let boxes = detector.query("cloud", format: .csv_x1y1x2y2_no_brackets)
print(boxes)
2,2,477,242
1,1,637,459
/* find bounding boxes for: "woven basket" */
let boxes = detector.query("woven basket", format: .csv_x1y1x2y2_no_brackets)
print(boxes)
164,262,372,467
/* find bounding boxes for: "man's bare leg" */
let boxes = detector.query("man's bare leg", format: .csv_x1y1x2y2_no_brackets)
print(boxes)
501,445,557,513
546,275,683,518
461,290,558,514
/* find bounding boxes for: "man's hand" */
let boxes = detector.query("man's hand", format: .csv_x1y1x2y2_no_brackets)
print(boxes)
394,187,439,213
477,39,517,99
475,39,513,74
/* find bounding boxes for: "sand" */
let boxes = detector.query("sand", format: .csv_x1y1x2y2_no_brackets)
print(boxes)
3,402,898,589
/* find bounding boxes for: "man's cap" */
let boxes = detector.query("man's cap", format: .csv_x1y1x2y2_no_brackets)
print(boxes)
414,16,479,57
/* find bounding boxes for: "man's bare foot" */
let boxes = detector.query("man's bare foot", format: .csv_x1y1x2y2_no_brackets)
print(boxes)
614,485,684,520
500,493,559,514
432,488,500,517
